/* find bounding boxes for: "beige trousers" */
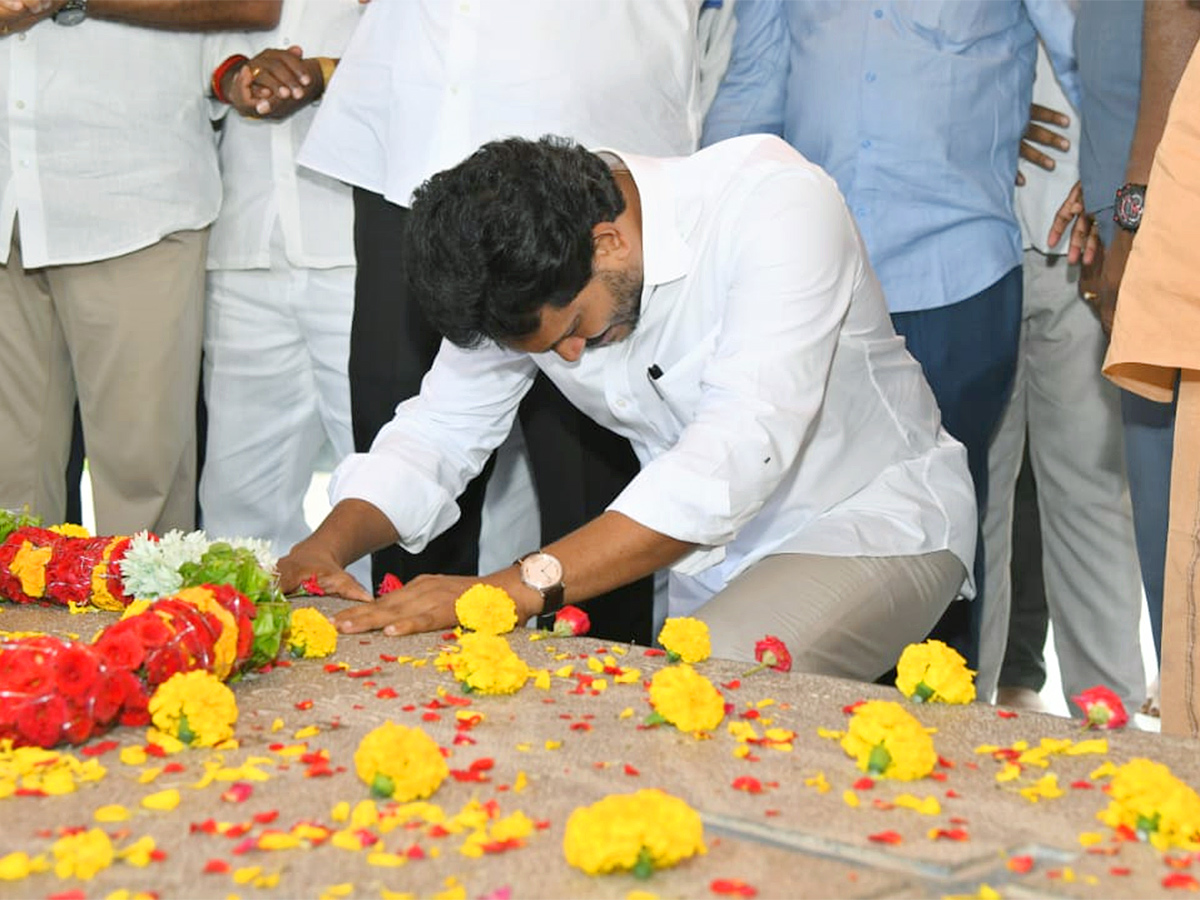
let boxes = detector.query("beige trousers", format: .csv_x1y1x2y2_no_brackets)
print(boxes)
696,550,966,682
0,228,206,534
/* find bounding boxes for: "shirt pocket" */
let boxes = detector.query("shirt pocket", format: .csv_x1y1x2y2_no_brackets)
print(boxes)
649,327,720,427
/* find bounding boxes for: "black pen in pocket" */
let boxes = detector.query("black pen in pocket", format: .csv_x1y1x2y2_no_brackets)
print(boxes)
647,364,688,424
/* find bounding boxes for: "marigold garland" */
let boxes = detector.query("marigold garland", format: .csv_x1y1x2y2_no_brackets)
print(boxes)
286,606,338,658
148,670,238,747
840,699,937,781
446,632,530,695
657,617,711,663
563,789,706,876
895,639,976,704
1098,758,1200,850
648,664,725,733
454,584,518,635
354,722,448,802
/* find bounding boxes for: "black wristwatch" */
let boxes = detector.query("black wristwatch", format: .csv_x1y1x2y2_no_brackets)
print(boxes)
53,0,87,25
1113,183,1147,232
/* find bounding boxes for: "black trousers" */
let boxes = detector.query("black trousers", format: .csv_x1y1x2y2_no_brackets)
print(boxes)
348,188,653,646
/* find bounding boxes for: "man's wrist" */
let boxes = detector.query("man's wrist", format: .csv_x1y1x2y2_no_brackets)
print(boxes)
212,53,249,104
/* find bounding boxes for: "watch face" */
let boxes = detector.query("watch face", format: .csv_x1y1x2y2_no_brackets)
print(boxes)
1115,184,1146,230
520,552,563,590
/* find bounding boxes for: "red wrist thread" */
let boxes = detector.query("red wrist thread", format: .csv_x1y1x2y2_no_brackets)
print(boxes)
211,54,249,104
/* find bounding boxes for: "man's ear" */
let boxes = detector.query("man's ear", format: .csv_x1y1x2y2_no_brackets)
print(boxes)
591,221,630,263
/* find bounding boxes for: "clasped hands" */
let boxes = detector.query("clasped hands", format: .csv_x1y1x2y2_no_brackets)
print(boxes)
224,45,324,120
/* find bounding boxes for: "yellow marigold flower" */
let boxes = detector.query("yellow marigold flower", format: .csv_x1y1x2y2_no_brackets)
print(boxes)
648,664,725,733
286,607,338,658
52,828,114,880
657,617,711,663
0,851,48,881
11,540,52,599
454,583,518,635
448,632,530,694
148,670,238,748
49,523,91,538
895,639,976,704
563,789,706,876
839,699,937,781
1098,758,1200,850
354,722,448,802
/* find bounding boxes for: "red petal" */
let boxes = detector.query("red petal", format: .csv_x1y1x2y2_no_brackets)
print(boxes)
1007,855,1034,873
732,776,764,794
203,859,231,874
81,740,119,757
710,879,758,897
1163,873,1200,890
852,777,875,790
1111,867,1132,876
624,764,640,776
996,709,1019,719
868,831,903,844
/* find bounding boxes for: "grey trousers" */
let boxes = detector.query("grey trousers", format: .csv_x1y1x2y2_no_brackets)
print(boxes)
696,549,965,682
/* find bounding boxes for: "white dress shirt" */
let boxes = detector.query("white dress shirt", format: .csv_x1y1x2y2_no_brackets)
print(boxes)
330,135,978,615
205,0,364,271
297,0,709,206
0,23,220,268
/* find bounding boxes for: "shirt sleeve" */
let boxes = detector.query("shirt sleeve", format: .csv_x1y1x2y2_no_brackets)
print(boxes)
1025,0,1082,111
329,339,538,553
610,158,864,558
700,0,790,146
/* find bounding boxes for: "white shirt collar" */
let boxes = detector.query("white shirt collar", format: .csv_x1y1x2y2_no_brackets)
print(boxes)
595,149,690,288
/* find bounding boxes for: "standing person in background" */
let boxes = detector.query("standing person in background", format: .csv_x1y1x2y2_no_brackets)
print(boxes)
293,0,734,645
702,0,1079,689
0,0,280,535
203,0,369,588
982,45,1144,714
1101,6,1200,736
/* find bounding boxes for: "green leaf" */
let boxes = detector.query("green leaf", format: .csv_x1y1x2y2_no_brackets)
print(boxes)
177,714,195,746
867,743,892,776
371,773,395,799
0,506,42,544
643,711,668,727
632,847,655,880
914,681,935,703
248,600,292,670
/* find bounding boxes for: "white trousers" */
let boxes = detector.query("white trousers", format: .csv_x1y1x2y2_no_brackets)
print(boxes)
697,550,964,680
978,249,1144,709
201,263,368,585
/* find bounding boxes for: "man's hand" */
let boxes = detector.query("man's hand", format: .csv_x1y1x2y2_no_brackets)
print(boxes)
332,571,540,637
277,538,372,603
1085,228,1134,336
1017,102,1071,186
0,0,62,35
226,45,322,119
1047,180,1100,265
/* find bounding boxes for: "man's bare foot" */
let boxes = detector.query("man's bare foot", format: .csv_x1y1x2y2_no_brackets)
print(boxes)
995,685,1051,712
1140,675,1161,718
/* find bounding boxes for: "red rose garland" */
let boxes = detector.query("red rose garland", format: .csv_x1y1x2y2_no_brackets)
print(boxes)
0,527,134,609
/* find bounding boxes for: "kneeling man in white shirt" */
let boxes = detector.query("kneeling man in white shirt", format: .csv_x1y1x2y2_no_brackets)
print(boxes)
278,134,977,678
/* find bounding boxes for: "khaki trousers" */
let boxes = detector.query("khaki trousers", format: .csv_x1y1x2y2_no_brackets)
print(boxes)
697,550,965,682
0,228,206,534
1161,372,1200,735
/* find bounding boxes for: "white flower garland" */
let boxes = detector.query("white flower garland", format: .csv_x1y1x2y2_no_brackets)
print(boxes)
118,530,277,600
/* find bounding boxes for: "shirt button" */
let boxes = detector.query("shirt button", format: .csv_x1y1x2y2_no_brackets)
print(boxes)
450,84,460,95
873,8,883,18
19,159,30,168
861,139,871,149
615,399,628,409
15,100,25,110
18,32,26,40
865,71,876,83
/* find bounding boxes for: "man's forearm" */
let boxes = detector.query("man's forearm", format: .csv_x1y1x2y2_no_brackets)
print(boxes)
486,510,696,618
1126,1,1200,182
309,499,403,570
86,0,280,30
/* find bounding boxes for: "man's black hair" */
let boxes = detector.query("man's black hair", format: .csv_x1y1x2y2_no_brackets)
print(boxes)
405,135,626,348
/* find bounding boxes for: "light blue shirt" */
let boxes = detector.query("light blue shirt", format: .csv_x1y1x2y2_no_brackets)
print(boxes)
702,0,1080,314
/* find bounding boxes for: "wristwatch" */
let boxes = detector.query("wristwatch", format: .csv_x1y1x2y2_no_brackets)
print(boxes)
53,0,87,25
1113,183,1147,232
515,551,565,614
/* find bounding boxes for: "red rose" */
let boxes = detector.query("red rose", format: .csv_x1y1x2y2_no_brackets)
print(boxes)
62,708,95,745
94,624,146,672
54,643,102,698
0,645,45,692
1072,685,1129,730
377,573,403,596
754,636,793,673
133,612,174,648
552,605,591,637
15,693,68,748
